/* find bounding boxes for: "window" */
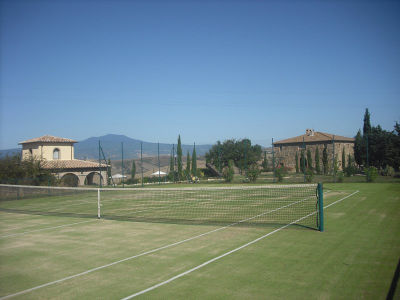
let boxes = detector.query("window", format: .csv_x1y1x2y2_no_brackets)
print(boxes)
53,148,60,160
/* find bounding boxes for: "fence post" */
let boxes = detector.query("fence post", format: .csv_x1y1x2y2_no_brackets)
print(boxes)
318,183,324,232
97,188,101,219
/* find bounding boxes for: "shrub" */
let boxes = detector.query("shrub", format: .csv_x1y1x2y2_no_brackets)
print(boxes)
366,166,378,182
305,169,314,183
125,178,139,185
247,164,260,182
382,166,395,177
223,160,235,183
275,166,286,182
337,171,344,183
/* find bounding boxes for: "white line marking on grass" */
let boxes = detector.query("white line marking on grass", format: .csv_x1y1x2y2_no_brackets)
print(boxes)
0,220,97,239
120,190,360,299
0,193,317,299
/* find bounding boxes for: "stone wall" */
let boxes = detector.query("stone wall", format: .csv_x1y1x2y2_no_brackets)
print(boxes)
273,141,354,172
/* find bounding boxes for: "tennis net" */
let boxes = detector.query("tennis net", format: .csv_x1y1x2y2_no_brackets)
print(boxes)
0,184,323,230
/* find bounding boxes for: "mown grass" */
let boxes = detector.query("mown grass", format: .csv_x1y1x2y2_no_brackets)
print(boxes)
0,183,398,299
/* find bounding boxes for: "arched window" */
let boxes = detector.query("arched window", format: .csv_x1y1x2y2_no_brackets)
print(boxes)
53,148,60,160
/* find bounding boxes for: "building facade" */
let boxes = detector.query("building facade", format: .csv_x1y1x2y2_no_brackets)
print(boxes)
19,135,108,186
273,129,355,172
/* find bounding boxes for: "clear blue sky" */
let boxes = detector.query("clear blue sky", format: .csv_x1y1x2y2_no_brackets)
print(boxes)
1,0,399,149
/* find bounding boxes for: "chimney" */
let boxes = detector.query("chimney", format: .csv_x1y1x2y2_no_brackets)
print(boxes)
306,129,315,136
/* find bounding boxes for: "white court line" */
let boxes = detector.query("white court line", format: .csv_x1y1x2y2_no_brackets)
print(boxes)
120,190,360,299
0,220,97,239
0,192,318,300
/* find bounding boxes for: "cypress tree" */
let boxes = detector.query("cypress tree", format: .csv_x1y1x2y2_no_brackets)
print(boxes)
186,151,191,178
191,144,197,177
342,149,346,171
131,160,136,180
307,149,313,171
322,146,328,175
363,108,371,136
354,130,364,166
300,150,306,173
177,135,183,180
315,148,321,174
363,108,371,167
169,149,175,181
295,152,299,173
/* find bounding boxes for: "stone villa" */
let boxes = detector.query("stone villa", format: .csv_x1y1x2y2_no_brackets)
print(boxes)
19,135,108,186
273,129,355,171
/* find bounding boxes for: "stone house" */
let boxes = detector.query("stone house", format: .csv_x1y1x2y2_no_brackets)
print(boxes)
19,135,108,186
273,129,355,172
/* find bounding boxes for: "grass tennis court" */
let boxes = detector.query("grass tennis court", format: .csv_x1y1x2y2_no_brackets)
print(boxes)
0,183,399,299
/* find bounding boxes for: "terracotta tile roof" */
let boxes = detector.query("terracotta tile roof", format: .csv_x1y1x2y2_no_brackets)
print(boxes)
19,135,77,144
42,159,108,170
274,131,355,145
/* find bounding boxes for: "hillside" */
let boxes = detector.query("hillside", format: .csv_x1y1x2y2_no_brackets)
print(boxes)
75,134,212,160
111,155,207,177
0,134,213,160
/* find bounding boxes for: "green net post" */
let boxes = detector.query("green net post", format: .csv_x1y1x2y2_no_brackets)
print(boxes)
318,183,324,232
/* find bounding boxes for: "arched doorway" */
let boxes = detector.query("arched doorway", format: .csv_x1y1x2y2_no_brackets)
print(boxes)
85,172,103,186
60,173,79,187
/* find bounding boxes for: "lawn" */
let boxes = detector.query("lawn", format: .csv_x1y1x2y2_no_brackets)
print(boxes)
0,182,399,299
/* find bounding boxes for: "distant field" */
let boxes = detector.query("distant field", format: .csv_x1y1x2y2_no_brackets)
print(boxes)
0,183,399,299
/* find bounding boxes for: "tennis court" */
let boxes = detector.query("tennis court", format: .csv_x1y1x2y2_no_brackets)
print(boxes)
0,183,399,299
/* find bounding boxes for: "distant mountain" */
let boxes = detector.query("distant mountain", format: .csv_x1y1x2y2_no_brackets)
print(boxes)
0,134,212,160
0,148,21,158
74,134,212,160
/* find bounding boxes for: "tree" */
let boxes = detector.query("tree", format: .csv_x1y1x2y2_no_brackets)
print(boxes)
191,144,197,177
223,160,234,182
341,149,346,171
354,130,364,166
354,109,400,170
306,149,313,171
322,146,328,175
169,150,175,181
247,164,260,182
315,148,321,174
345,154,355,177
177,135,183,180
186,151,191,178
131,160,136,180
205,138,262,171
363,108,371,167
363,108,371,136
300,150,306,173
262,151,268,171
295,152,299,173
0,155,56,186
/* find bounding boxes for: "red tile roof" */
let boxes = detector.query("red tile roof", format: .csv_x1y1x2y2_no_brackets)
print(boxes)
42,160,108,170
274,131,354,145
19,135,77,144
